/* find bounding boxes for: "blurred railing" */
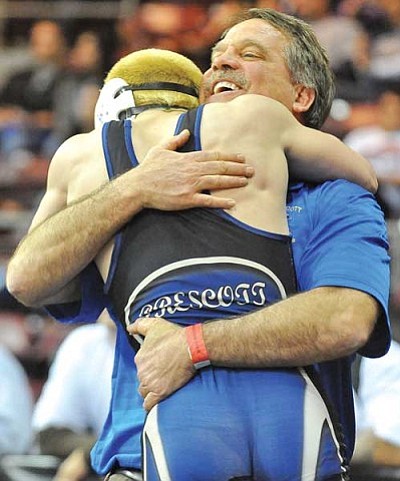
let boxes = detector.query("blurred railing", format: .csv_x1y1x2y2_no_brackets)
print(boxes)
0,0,136,19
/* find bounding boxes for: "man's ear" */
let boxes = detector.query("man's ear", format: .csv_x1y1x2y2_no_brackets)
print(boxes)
292,85,315,114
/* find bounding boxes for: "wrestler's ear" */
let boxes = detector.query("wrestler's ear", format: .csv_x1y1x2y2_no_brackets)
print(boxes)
292,85,315,114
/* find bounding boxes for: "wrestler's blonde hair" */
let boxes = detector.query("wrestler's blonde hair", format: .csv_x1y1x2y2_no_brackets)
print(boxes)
105,48,202,110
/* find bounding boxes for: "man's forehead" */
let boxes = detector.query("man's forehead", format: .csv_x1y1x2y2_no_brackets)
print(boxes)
213,19,286,52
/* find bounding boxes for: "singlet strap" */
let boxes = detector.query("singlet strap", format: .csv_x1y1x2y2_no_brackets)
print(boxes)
102,120,135,178
175,105,204,152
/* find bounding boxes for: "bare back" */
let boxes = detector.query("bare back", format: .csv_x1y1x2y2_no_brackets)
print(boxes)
98,105,288,279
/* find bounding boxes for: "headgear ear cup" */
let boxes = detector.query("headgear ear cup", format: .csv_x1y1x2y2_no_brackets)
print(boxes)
94,78,136,128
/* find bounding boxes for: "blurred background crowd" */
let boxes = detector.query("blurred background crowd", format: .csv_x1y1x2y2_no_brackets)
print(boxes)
0,0,400,480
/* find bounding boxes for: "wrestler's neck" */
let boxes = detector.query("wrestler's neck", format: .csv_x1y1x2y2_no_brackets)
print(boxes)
131,109,186,162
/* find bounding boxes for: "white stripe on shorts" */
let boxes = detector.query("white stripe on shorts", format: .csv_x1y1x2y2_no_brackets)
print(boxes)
142,405,172,481
299,367,346,481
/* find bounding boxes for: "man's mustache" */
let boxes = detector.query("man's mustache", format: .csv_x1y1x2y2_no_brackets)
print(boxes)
202,71,248,92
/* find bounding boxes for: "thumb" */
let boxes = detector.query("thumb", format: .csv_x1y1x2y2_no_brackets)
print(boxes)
159,129,190,151
128,317,159,337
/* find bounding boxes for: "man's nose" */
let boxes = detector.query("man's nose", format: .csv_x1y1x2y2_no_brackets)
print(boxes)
212,48,240,70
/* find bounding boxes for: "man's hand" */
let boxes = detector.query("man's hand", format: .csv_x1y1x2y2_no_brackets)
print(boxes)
128,317,196,411
136,129,254,211
53,448,90,481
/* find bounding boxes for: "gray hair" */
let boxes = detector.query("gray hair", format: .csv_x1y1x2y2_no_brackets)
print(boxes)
223,8,336,129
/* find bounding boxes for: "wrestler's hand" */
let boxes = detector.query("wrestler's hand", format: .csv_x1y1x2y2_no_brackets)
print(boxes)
129,317,195,411
136,129,254,211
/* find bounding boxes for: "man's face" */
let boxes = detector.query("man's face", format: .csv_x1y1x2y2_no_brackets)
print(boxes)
201,19,298,111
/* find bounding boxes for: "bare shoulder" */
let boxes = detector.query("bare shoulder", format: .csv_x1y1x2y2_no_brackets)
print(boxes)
49,129,107,200
201,94,291,147
54,129,103,164
204,94,290,120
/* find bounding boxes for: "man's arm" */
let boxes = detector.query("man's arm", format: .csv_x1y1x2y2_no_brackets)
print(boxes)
130,180,390,411
6,129,253,307
130,286,379,410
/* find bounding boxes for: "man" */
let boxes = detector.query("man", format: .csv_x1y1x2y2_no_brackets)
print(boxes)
0,20,67,159
6,8,389,481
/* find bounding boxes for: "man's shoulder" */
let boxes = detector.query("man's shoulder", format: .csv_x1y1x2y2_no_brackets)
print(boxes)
289,178,370,201
288,179,382,231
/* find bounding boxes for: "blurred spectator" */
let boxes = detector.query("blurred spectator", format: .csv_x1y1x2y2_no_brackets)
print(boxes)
0,342,33,455
368,0,400,82
52,30,104,146
343,80,400,219
194,1,252,68
353,340,400,467
116,1,263,71
338,0,389,37
291,0,374,103
0,20,68,164
32,312,114,481
115,2,211,70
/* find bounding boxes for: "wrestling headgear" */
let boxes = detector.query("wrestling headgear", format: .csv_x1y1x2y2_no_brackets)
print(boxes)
94,48,202,128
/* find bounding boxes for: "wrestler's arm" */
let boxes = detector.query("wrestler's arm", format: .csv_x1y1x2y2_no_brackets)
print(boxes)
6,130,253,307
278,101,378,192
204,95,377,193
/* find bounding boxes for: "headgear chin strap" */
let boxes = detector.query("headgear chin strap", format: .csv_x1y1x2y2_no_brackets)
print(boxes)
94,79,199,127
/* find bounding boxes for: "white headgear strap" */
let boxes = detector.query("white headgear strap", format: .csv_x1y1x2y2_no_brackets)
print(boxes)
94,78,136,128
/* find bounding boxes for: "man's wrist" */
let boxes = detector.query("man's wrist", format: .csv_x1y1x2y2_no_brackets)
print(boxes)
111,168,145,212
185,323,211,370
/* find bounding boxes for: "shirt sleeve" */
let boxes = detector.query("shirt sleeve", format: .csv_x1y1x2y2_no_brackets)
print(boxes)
296,180,391,358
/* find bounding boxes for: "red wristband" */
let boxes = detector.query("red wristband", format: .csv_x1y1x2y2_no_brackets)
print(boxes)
185,323,211,370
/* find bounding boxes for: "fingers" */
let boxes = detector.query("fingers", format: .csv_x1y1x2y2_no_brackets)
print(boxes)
198,160,254,178
143,392,162,411
137,363,164,411
191,173,251,209
129,317,158,337
193,193,235,209
138,382,148,398
138,381,161,411
158,129,190,151
190,150,247,165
